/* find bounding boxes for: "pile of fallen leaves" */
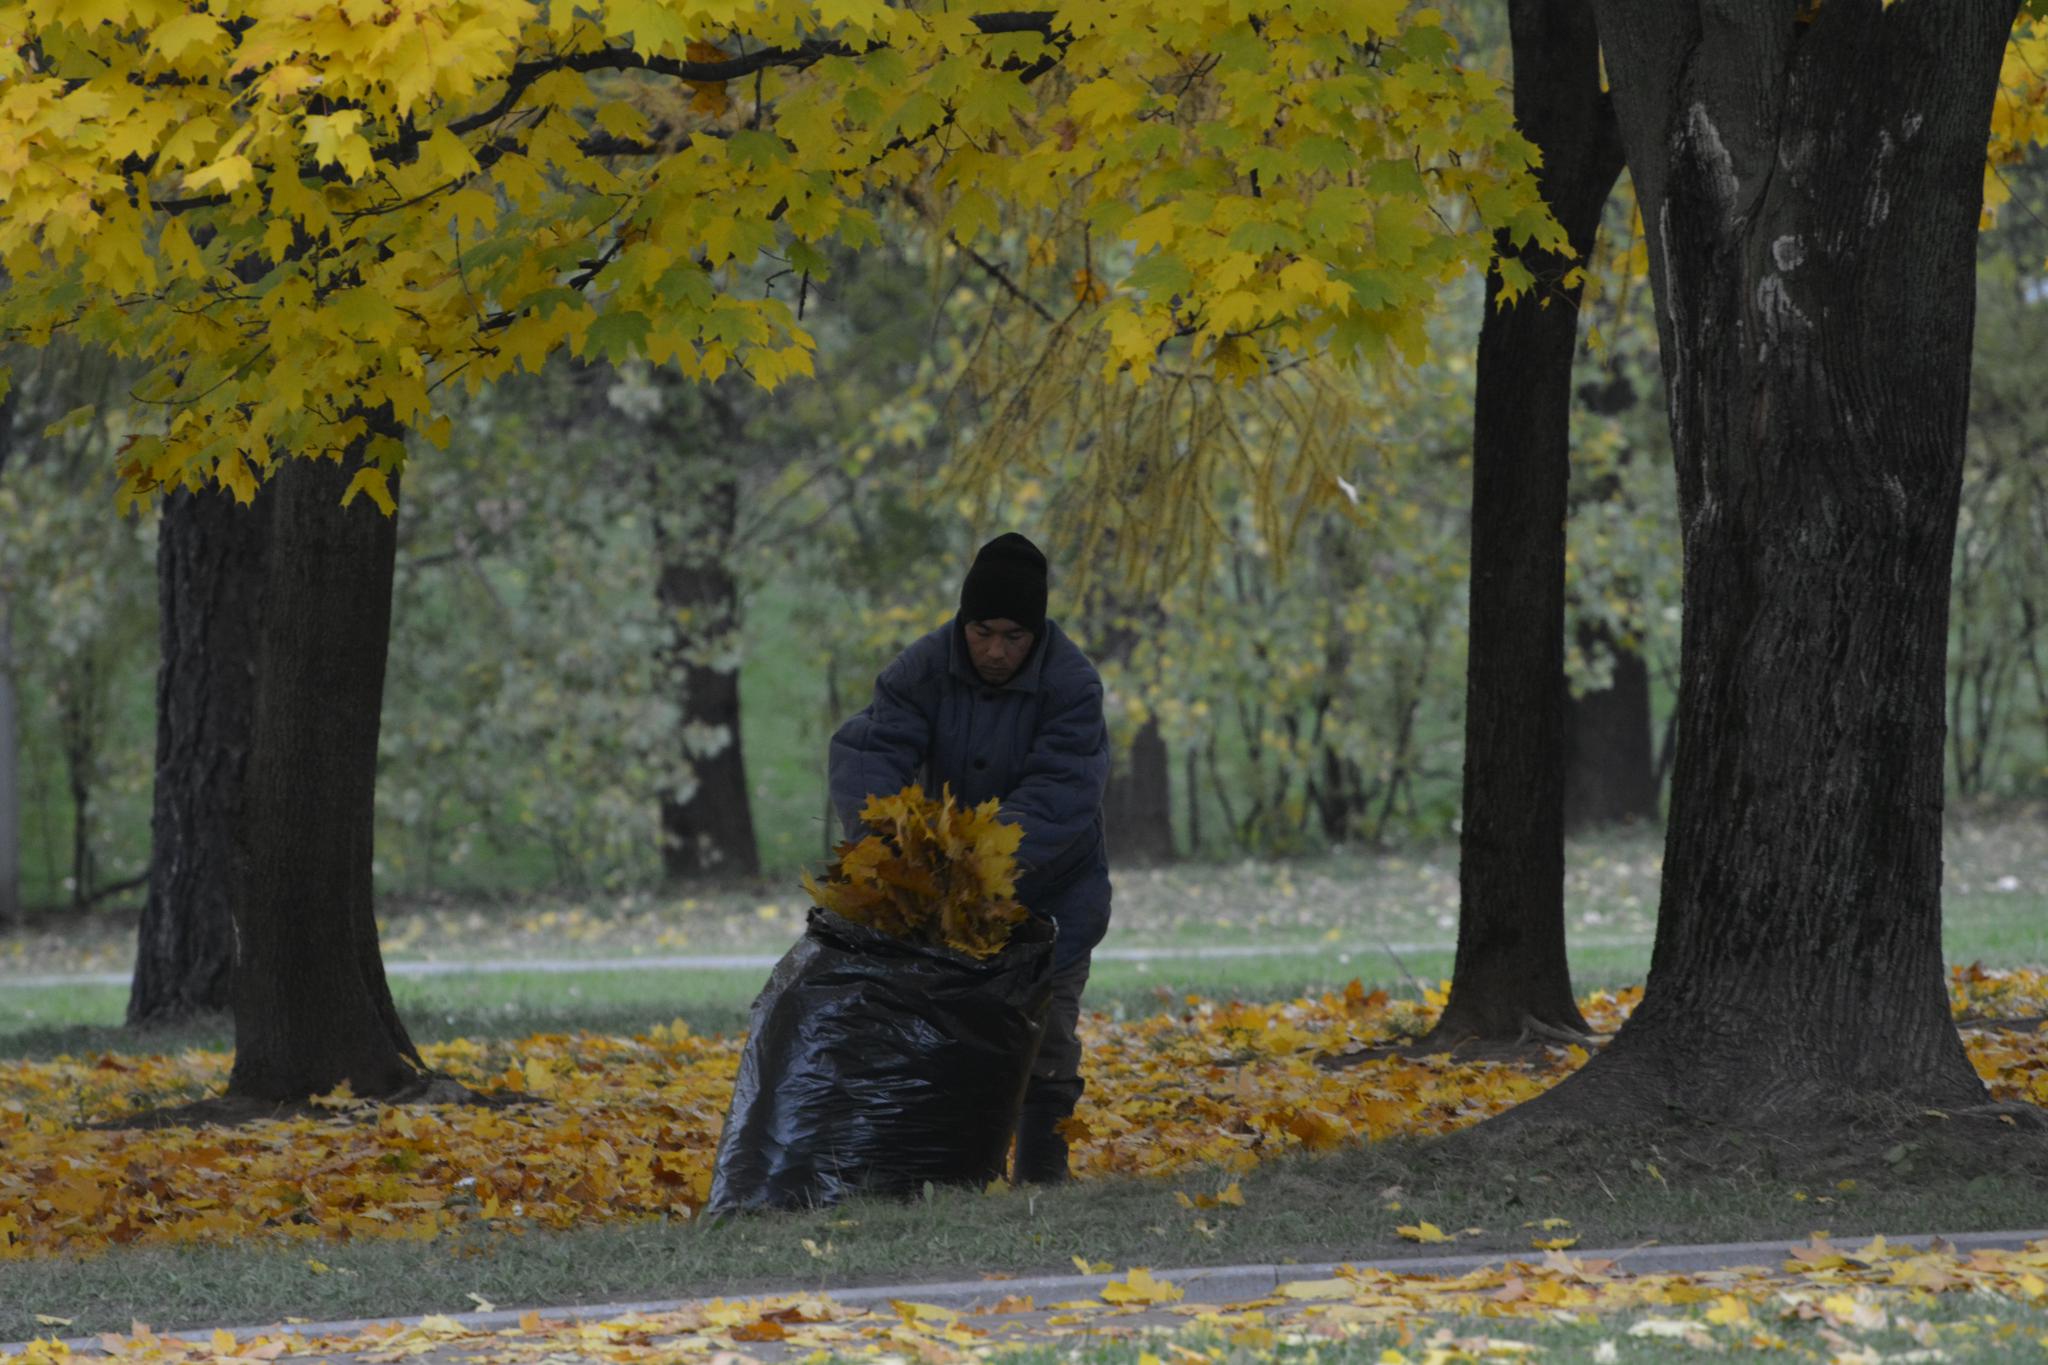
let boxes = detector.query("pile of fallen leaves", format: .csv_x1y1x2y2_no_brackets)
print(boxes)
801,784,1029,959
3,967,2046,1261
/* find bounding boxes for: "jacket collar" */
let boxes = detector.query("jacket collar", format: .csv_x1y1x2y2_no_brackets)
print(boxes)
950,614,1055,693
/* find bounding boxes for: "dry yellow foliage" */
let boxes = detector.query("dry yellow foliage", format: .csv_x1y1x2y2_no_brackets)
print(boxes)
1,968,2045,1261
801,785,1030,959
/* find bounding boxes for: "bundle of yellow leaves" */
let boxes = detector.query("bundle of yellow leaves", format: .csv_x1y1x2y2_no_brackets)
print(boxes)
800,785,1029,959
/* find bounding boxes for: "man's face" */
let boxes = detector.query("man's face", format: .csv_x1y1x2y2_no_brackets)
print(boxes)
965,618,1036,686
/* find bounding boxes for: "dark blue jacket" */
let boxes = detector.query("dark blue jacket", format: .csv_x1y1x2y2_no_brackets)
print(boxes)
828,616,1111,968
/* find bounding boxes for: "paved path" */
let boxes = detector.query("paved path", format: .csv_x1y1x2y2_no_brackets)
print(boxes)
10,1229,2046,1359
0,937,1655,991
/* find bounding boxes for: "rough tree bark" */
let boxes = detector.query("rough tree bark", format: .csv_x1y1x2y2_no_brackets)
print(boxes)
128,487,268,1023
0,591,18,927
1430,0,1624,1045
1562,619,1661,831
1517,0,2014,1124
226,445,421,1101
652,464,761,881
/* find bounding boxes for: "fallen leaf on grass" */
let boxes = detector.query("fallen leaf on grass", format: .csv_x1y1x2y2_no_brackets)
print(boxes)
1073,1255,1112,1274
1628,1317,1714,1348
1396,1221,1453,1244
1174,1181,1244,1209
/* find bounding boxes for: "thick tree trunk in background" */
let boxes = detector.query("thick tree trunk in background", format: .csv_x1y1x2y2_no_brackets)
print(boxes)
128,488,268,1024
0,593,19,926
1517,2,2013,1125
0,391,16,926
227,448,419,1101
654,470,760,881
1091,603,1176,865
58,659,98,909
1431,0,1623,1045
1563,620,1661,831
1104,716,1175,864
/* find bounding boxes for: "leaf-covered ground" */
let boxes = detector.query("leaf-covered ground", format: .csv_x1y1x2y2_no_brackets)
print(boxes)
12,1236,2048,1364
6,969,2048,1263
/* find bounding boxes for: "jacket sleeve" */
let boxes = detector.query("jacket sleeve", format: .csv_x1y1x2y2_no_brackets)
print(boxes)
1003,672,1111,884
828,650,935,840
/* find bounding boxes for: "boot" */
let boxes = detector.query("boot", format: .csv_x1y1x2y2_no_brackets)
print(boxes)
1012,1099,1071,1185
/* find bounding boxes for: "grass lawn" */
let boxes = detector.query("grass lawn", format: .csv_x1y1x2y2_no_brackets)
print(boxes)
5,1115,2048,1342
3,811,2041,1057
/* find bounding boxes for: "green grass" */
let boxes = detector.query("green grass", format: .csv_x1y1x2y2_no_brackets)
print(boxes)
962,1313,2048,1365
981,1316,2048,1365
5,1118,2048,1341
0,947,1682,1065
3,808,2041,1060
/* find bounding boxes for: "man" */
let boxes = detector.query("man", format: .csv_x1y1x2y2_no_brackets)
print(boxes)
828,531,1111,1184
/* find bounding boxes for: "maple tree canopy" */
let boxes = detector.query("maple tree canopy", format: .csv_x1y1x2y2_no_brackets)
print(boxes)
0,1,1565,516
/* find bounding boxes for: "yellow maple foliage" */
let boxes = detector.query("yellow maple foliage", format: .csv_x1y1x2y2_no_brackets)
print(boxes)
0,0,1560,511
801,784,1030,959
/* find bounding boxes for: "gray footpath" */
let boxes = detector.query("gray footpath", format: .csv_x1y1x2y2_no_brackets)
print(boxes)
12,1228,2047,1356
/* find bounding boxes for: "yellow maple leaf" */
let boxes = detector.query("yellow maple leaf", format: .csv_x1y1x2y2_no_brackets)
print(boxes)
1174,1181,1245,1210
684,40,731,116
1396,1221,1452,1244
1100,1267,1182,1304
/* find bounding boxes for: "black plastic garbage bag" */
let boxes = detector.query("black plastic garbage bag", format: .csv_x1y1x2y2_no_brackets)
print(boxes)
706,907,1056,1213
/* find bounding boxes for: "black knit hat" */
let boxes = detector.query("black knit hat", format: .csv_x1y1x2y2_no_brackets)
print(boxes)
959,532,1048,634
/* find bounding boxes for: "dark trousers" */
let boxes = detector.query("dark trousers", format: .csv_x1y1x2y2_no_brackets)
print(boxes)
1024,956,1090,1117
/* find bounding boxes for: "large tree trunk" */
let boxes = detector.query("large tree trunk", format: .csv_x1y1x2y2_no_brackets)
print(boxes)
1430,0,1623,1045
0,591,19,926
1520,1,2013,1124
1562,619,1661,830
653,468,760,881
227,446,420,1101
128,488,268,1024
0,389,16,926
1091,600,1176,865
1104,716,1174,864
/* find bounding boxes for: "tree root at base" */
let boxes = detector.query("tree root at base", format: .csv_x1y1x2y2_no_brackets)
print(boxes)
88,1069,520,1131
1317,1019,1611,1070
